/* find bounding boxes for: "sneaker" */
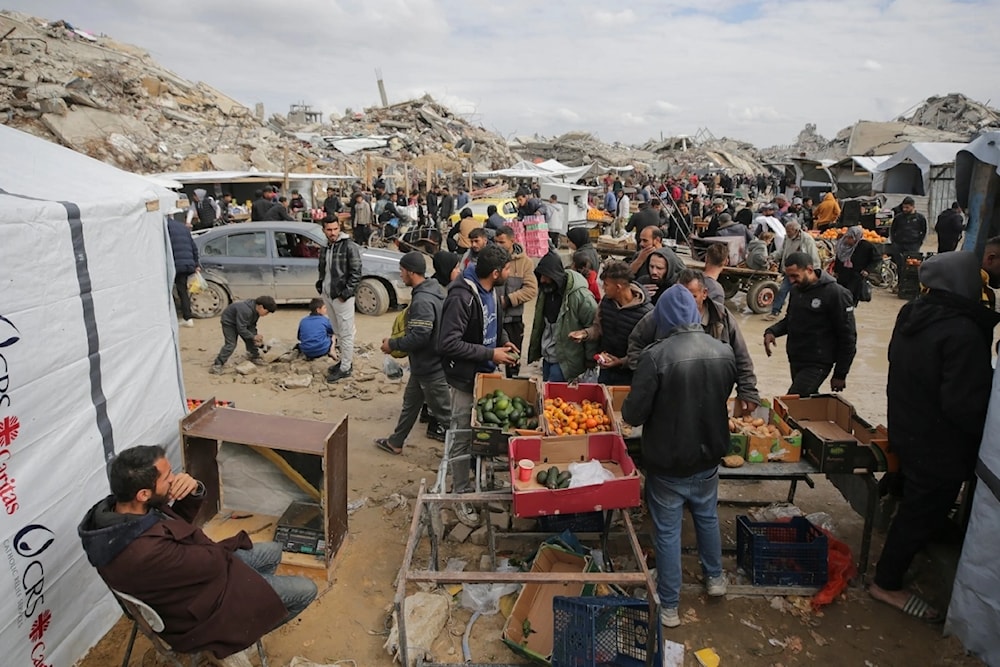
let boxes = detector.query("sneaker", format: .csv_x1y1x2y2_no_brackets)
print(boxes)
706,574,727,597
455,502,479,527
426,422,447,442
660,607,680,628
418,405,431,424
179,319,194,328
209,364,224,375
327,362,342,374
326,366,352,383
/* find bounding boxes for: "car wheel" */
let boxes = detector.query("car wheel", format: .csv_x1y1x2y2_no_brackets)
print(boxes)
356,278,390,316
190,281,229,318
746,279,780,314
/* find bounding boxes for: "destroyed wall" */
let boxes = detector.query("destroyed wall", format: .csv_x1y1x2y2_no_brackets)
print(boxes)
900,93,1000,136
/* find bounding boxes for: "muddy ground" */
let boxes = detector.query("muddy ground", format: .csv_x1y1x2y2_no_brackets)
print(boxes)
78,270,986,667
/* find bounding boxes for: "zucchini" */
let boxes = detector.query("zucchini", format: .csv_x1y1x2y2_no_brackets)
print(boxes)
536,469,549,485
546,466,559,489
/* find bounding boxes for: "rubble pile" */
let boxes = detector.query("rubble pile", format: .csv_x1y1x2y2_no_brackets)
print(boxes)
900,93,1000,136
511,131,653,168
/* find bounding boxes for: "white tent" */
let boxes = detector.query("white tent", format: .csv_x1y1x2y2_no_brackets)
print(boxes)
872,142,965,219
0,125,187,665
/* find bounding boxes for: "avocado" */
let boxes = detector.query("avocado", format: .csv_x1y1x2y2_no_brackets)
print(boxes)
483,411,500,425
536,469,549,485
556,470,572,486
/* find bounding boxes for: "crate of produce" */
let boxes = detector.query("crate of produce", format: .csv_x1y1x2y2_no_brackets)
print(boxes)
471,373,543,457
509,433,640,518
551,596,660,667
898,251,933,300
542,383,619,437
736,515,828,587
727,399,802,463
186,397,235,412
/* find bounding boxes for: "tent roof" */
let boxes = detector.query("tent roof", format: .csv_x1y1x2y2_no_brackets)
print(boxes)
846,120,969,156
0,124,176,210
956,131,1000,208
150,170,355,184
874,142,967,173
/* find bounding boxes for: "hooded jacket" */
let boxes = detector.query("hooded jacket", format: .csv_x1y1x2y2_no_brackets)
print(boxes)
622,301,737,477
813,193,841,228
528,253,598,379
167,217,199,273
439,272,508,393
888,252,1000,482
582,283,652,361
496,243,538,322
388,278,446,376
765,270,857,379
637,246,685,297
316,232,362,300
567,228,601,275
627,296,760,405
78,493,286,658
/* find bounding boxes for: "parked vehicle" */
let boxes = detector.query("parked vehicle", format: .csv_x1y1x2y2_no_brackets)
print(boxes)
189,221,410,317
447,197,517,224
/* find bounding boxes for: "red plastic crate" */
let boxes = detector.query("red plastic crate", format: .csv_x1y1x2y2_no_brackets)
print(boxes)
508,433,640,517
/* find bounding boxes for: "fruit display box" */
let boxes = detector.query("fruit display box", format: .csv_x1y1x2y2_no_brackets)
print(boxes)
470,373,543,457
728,399,802,463
508,433,640,518
541,382,619,437
186,397,235,412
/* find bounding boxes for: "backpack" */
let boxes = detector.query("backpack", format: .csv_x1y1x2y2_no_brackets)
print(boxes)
389,307,408,358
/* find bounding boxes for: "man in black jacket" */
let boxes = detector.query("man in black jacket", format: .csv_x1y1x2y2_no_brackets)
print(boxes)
439,244,518,525
426,185,439,222
934,201,964,253
317,219,363,381
263,196,295,221
622,284,736,628
322,186,343,221
437,186,455,224
764,252,857,395
869,251,1000,623
375,252,451,453
251,186,275,221
888,196,928,276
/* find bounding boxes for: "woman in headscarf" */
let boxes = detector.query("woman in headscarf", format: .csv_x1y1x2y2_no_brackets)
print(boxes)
567,227,601,277
833,226,877,305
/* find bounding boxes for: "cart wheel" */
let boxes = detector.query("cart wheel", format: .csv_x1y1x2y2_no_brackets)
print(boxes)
877,257,898,290
746,280,780,314
368,229,388,249
721,278,740,300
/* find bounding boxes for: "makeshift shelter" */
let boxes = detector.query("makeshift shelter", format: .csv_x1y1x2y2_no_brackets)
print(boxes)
946,361,1000,665
827,156,891,198
0,124,187,665
955,131,1000,254
872,142,965,220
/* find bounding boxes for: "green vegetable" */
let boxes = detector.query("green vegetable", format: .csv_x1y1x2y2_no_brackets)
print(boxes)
476,431,491,440
558,478,572,489
494,389,505,399
476,407,484,422
546,466,559,489
536,469,549,485
527,417,539,429
483,411,500,425
509,409,523,422
524,405,536,418
495,398,510,412
483,398,494,413
556,470,572,486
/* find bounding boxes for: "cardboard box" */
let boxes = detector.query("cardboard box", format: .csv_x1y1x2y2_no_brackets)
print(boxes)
471,373,543,456
501,545,595,664
775,394,895,472
541,382,620,436
605,385,637,438
728,399,802,463
508,433,640,517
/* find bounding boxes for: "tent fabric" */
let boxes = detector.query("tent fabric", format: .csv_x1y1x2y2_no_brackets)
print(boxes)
0,124,187,665
873,142,965,194
955,131,1000,208
947,360,1000,665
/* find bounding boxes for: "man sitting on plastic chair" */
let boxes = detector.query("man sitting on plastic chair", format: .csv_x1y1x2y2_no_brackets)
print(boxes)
78,445,317,664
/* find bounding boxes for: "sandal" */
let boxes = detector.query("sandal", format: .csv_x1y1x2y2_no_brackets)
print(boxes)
901,594,945,624
374,438,402,456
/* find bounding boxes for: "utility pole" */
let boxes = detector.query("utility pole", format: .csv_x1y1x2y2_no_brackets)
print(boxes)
376,68,388,107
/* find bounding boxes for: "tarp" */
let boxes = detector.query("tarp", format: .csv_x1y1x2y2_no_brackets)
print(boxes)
872,142,965,194
955,131,1000,206
0,124,187,666
472,160,594,183
947,360,1000,666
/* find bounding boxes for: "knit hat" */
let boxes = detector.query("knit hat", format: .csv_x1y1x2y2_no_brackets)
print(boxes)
432,251,460,286
400,251,426,275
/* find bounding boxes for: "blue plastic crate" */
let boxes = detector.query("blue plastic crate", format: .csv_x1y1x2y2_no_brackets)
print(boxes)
551,596,660,667
736,515,828,587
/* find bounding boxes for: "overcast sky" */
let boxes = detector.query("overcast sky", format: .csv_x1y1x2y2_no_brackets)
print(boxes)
6,0,998,147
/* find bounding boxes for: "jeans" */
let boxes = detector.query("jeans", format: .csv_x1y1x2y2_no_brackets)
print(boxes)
770,276,791,316
542,360,566,382
448,388,474,492
645,467,723,609
323,296,356,371
234,541,317,627
388,370,452,448
874,472,963,591
214,323,258,366
174,272,193,320
788,362,833,396
503,319,525,378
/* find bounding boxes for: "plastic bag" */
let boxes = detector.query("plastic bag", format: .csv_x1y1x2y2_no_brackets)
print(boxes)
187,272,207,294
567,459,615,488
460,559,519,615
574,367,600,384
383,355,404,379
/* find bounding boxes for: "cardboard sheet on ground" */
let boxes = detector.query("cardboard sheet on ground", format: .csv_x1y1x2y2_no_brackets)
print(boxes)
0,124,185,665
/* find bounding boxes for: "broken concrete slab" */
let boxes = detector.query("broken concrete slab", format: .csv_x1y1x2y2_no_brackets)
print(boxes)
209,152,246,171
447,523,473,543
162,108,200,124
38,97,67,115
281,374,313,389
41,106,152,151
234,361,258,375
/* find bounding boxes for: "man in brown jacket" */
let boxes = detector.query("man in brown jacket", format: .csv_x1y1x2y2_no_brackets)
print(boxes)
79,445,317,662
494,225,539,376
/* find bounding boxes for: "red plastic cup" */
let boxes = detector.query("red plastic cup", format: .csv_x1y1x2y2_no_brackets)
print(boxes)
518,459,535,482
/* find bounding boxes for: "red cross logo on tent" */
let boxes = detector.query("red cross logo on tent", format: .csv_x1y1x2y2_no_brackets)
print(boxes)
29,609,51,642
0,415,20,447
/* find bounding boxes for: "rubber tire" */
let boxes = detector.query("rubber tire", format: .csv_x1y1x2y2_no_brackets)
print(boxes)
721,277,740,300
356,278,391,316
746,279,780,314
190,281,229,318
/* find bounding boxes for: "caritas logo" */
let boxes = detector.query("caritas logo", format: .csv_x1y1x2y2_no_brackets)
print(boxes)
0,314,22,515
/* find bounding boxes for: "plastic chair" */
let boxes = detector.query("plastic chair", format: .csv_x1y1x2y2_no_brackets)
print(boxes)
111,588,268,667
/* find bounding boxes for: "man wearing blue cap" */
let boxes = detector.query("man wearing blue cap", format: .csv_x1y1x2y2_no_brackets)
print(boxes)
622,284,737,629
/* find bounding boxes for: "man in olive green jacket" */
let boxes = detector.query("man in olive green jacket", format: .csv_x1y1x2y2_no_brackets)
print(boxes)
528,251,599,381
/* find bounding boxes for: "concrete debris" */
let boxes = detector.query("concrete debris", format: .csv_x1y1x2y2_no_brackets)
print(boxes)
280,374,313,389
902,93,1000,136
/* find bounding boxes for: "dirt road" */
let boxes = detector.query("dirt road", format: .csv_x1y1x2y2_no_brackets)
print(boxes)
78,284,983,667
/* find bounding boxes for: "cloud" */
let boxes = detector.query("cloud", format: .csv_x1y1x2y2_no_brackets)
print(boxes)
554,108,582,123
653,100,680,114
591,9,635,26
863,59,883,71
729,105,783,123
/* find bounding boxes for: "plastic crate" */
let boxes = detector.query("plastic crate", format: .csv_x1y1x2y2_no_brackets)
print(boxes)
736,515,828,587
551,596,660,667
537,511,606,534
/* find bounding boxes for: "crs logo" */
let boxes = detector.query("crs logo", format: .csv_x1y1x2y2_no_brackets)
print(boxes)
14,524,56,667
0,313,21,515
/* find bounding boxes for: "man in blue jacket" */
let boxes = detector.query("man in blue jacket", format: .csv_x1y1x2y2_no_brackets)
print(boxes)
622,284,736,629
167,214,200,327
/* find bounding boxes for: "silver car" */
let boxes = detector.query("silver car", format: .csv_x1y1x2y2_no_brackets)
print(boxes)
189,221,410,317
